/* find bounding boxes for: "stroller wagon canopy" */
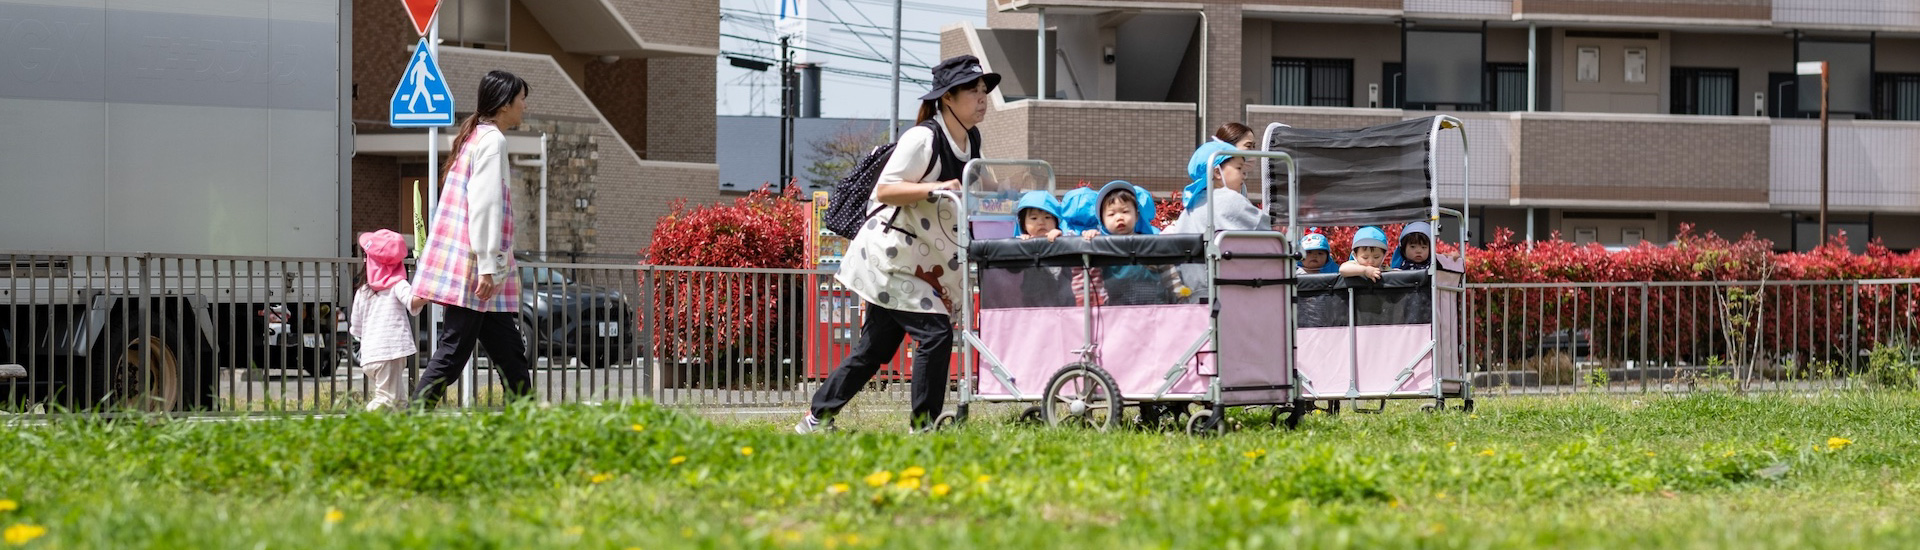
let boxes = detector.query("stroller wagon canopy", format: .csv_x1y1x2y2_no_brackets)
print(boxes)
1264,116,1453,227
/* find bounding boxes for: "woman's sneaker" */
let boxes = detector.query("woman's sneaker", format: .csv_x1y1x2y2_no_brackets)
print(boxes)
794,413,836,434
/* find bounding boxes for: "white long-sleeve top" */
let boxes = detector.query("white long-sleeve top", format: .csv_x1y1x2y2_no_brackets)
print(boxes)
350,281,425,362
464,129,510,277
833,123,973,315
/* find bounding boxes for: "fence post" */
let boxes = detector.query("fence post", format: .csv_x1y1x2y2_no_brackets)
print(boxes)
641,266,659,402
1848,281,1860,373
1638,283,1650,373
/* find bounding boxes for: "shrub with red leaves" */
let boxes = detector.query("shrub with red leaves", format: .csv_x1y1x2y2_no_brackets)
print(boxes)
644,188,809,386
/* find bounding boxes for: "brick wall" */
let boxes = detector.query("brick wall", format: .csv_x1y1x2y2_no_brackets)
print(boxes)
620,0,720,50
1242,0,1404,9
985,0,1034,30
1023,103,1202,194
1518,116,1769,203
646,57,716,164
1514,0,1770,20
941,27,969,66
351,156,400,236
351,0,413,122
1205,2,1244,135
586,59,649,156
978,101,1032,161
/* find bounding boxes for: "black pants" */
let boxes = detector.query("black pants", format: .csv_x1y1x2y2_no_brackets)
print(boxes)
412,306,534,405
810,302,953,429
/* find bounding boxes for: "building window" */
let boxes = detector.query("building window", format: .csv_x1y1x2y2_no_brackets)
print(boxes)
1875,73,1920,121
1274,58,1353,107
1487,63,1527,111
1672,68,1738,116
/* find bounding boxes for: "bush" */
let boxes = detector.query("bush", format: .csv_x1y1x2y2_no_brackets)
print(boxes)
644,188,809,388
1865,344,1918,390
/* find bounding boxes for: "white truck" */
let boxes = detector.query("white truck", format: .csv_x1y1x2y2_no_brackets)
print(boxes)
0,0,352,411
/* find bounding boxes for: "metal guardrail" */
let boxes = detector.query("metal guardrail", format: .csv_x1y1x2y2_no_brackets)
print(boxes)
6,249,1916,416
0,252,915,416
1462,279,1920,394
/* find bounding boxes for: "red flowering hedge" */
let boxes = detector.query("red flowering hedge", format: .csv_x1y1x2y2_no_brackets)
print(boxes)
644,188,808,386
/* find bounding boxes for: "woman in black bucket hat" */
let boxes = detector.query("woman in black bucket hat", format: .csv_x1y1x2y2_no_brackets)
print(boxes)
797,55,1000,434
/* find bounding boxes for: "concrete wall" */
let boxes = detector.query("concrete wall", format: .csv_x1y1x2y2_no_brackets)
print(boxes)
1267,21,1401,108
1518,113,1770,204
1517,0,1770,21
1557,29,1668,114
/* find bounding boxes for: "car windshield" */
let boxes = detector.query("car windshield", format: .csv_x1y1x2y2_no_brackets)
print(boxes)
521,267,572,286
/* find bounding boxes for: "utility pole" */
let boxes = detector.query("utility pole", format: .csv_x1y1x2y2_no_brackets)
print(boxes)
779,35,793,192
889,0,902,141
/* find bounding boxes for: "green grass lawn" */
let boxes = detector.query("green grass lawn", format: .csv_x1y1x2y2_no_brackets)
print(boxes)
3,392,1918,549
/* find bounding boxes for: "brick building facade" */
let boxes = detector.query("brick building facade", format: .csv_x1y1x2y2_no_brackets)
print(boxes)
350,0,720,259
959,0,1920,252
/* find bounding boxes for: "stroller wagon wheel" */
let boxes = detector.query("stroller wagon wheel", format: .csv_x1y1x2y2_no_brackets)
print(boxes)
1270,400,1310,430
1018,405,1045,425
1185,408,1221,436
1041,363,1121,431
934,411,961,431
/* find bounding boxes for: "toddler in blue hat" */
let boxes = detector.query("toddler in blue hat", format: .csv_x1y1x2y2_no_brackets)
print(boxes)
1340,226,1392,281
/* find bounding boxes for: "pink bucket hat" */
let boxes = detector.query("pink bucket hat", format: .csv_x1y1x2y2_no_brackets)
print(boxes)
359,229,408,291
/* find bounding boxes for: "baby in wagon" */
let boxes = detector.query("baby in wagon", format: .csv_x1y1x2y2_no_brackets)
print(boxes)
1010,190,1075,307
1339,226,1391,282
1065,181,1188,305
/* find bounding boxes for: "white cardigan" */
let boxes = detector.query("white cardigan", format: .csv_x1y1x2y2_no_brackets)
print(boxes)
463,128,511,277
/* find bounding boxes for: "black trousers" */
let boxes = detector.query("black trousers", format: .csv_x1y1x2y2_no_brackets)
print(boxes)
809,302,953,429
412,306,534,405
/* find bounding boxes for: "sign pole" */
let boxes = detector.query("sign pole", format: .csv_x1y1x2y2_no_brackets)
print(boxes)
1819,61,1829,246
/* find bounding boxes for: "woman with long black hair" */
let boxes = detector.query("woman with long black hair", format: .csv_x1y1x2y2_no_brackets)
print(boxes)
411,70,535,406
797,56,1000,434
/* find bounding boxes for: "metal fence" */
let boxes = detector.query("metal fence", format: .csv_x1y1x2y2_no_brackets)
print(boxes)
1463,279,1920,395
5,249,1916,417
0,252,915,416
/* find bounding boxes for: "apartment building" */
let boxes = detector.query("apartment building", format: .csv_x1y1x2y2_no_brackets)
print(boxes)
351,0,721,258
949,0,1920,252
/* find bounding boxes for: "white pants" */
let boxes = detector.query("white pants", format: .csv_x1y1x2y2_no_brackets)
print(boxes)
363,357,410,411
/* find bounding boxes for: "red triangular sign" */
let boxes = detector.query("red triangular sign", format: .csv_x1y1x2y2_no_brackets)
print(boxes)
401,0,439,37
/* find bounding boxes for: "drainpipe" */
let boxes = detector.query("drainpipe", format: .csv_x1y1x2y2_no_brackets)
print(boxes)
1037,8,1047,102
1197,10,1209,145
1526,207,1536,250
1527,22,1538,112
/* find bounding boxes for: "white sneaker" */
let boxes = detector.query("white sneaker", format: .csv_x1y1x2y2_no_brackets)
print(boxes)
794,414,836,434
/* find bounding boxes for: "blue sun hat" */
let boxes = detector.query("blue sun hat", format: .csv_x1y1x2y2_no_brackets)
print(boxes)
1351,226,1389,259
1059,187,1101,234
1013,190,1063,237
1094,180,1158,235
1183,140,1241,211
1391,221,1434,269
1300,232,1338,273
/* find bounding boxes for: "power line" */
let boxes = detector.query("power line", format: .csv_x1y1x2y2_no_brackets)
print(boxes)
721,33,931,69
845,0,982,17
719,8,941,36
833,0,931,68
814,0,902,75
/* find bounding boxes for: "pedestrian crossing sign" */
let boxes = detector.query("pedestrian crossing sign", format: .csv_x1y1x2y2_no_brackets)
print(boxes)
389,38,455,127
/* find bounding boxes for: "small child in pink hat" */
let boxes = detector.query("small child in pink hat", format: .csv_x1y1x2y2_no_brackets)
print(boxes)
351,230,428,411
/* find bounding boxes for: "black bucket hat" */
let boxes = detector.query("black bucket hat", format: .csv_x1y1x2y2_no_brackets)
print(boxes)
918,55,1001,100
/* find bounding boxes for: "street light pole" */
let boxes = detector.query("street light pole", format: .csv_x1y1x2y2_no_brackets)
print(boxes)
1796,60,1831,245
1819,62,1829,244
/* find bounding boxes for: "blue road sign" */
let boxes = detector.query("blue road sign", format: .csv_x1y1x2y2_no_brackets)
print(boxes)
390,38,454,127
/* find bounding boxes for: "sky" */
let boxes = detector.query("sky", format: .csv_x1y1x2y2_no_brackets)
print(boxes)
716,0,989,121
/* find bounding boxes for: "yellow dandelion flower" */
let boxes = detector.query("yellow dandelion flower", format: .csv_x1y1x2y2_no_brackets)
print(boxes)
976,475,992,484
591,473,614,484
324,508,344,524
932,483,952,497
564,526,584,536
3,524,48,545
739,446,754,457
1388,498,1403,509
901,466,927,479
630,424,646,433
1435,492,1449,501
1447,441,1457,450
1827,437,1853,450
1468,414,1479,419
864,471,894,487
1723,450,1738,458
1644,451,1657,457
828,483,851,495
669,455,687,465
897,477,922,491
0,500,15,512
1477,449,1495,457
846,534,863,545
1429,522,1447,535
682,527,694,537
